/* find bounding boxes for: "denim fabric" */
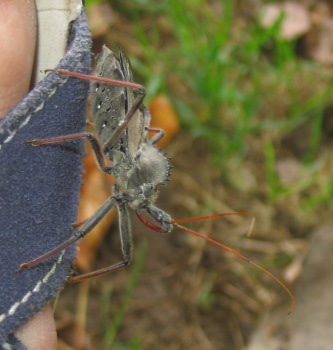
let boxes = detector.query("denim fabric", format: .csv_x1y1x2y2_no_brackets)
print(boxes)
0,8,91,349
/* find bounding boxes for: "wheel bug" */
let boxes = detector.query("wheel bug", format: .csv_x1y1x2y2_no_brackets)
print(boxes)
17,46,295,312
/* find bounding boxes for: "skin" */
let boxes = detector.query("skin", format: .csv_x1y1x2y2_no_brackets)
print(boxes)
0,1,57,349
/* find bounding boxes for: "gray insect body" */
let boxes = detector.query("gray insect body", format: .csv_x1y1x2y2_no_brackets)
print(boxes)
93,47,171,213
76,46,174,279
19,46,173,280
92,48,135,152
18,49,295,311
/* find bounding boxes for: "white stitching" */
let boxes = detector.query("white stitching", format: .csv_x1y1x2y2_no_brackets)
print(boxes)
0,46,86,330
0,250,66,324
0,74,71,322
1,342,12,350
0,73,72,326
2,130,15,144
0,77,69,152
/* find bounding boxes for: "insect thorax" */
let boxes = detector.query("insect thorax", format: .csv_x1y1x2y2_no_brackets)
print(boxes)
115,142,171,209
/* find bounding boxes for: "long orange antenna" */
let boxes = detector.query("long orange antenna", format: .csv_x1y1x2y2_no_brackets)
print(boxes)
172,221,295,314
137,212,295,314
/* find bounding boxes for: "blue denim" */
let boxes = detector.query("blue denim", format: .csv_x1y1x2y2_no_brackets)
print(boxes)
0,8,91,349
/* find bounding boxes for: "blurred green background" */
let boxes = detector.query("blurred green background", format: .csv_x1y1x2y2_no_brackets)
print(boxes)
57,1,333,349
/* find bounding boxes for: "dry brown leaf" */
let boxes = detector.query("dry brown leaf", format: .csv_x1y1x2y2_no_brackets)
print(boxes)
260,2,311,40
306,3,333,64
276,158,301,186
87,2,118,38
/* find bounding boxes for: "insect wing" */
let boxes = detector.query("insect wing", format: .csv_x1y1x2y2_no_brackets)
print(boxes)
118,49,146,158
91,46,128,151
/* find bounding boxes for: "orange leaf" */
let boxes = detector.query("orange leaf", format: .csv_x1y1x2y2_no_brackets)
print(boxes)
76,148,116,272
149,95,180,146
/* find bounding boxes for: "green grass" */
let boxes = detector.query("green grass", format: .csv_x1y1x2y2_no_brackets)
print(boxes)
100,240,147,349
86,0,333,208
118,1,332,208
81,2,333,348
84,0,333,211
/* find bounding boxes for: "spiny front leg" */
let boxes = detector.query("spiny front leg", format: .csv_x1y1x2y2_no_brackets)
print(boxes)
144,204,174,232
137,209,295,313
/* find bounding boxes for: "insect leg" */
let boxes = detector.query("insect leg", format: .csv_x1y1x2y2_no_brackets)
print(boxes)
147,127,165,145
17,196,117,272
67,204,132,282
45,69,143,91
44,68,147,154
103,90,146,151
26,132,113,174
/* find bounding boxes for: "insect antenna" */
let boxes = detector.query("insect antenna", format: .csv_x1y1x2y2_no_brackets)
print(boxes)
137,212,295,314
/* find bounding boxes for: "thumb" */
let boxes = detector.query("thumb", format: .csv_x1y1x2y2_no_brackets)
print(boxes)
0,2,57,350
0,0,37,118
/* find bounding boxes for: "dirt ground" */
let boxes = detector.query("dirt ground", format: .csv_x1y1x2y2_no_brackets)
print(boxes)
56,133,307,350
55,1,333,349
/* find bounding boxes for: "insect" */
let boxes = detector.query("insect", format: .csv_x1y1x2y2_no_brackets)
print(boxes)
17,46,295,312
